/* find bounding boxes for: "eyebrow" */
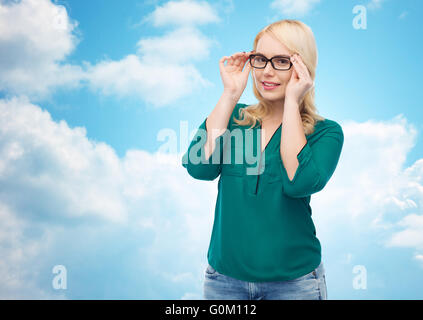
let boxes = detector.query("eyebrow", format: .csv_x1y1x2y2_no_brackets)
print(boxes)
254,52,291,59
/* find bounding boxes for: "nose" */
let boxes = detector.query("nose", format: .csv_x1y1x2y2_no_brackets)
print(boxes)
263,60,275,75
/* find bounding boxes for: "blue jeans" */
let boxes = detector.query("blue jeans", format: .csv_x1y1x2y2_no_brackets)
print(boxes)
203,261,327,300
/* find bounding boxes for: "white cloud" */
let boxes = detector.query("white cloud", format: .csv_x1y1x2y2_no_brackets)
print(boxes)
0,202,56,299
215,0,235,16
367,0,385,10
313,115,419,224
308,115,423,271
0,0,84,100
84,53,212,107
387,207,423,268
2,95,423,297
0,0,219,107
136,26,215,64
84,2,220,107
414,254,423,267
0,95,128,223
386,213,423,249
0,96,217,298
142,0,220,27
270,0,320,16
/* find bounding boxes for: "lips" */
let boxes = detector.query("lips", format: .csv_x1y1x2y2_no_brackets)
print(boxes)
262,81,280,90
262,81,280,86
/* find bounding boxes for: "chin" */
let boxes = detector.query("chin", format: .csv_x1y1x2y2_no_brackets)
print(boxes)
261,92,285,100
260,93,287,105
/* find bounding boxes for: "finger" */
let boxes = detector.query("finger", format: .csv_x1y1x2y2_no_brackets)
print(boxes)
242,58,251,75
291,56,305,79
288,56,299,79
242,52,252,71
293,56,314,90
219,56,230,66
292,54,310,80
241,52,252,65
220,52,251,69
246,50,255,59
220,56,236,69
295,57,309,79
291,63,299,80
234,52,250,68
225,55,236,67
233,53,243,67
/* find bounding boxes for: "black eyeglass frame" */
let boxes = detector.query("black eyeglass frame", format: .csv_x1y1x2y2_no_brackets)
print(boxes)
249,54,293,71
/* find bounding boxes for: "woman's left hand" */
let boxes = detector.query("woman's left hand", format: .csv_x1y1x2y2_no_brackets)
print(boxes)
285,53,314,105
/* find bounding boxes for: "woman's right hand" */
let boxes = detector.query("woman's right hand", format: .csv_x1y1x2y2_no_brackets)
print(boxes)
219,51,253,100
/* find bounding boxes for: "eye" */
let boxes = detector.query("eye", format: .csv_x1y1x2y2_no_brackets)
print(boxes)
276,58,290,64
254,56,266,62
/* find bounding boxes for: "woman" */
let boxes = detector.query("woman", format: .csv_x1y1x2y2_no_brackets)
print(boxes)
182,19,344,300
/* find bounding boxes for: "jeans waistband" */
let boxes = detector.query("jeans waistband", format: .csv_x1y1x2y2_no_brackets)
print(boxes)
314,261,325,278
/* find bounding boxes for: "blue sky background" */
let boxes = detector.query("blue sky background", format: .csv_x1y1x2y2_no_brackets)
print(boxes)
0,0,423,299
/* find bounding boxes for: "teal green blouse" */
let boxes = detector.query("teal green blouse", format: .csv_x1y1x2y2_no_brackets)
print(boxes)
182,103,344,282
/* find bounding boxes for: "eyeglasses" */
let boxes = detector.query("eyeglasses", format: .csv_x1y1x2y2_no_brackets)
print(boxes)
249,54,293,71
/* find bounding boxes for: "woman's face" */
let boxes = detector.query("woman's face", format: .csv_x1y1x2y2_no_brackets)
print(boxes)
252,33,293,105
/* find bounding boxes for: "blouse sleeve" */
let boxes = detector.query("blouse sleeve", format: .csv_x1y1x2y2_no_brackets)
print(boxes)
182,103,245,181
279,123,344,198
181,117,225,181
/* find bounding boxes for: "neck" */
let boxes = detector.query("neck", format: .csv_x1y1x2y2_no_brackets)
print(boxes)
263,99,284,122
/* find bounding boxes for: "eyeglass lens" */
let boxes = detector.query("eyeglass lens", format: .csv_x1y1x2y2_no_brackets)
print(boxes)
251,55,291,70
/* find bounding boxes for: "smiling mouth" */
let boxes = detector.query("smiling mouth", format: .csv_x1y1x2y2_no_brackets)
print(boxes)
262,81,280,89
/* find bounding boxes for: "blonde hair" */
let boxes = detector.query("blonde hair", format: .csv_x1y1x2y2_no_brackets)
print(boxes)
233,19,325,135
